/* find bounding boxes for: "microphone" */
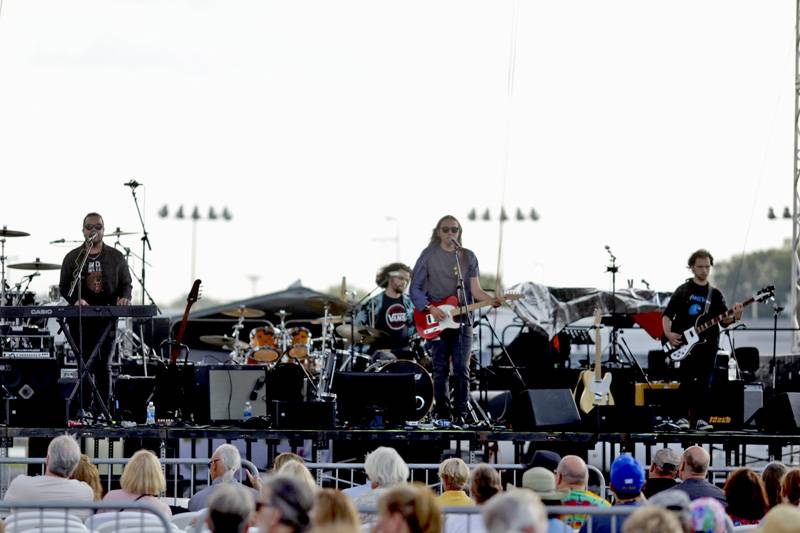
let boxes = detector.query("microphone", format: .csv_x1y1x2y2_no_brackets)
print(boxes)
85,231,98,242
49,238,65,244
124,180,142,188
640,279,651,290
449,238,463,251
23,272,40,281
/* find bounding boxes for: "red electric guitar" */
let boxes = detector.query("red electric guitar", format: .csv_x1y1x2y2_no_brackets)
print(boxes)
169,279,202,365
413,293,522,340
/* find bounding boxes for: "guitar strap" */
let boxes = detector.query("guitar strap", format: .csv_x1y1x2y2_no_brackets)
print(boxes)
703,284,713,316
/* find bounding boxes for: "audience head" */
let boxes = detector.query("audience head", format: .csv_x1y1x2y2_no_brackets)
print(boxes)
651,448,681,478
364,447,409,489
679,446,710,480
758,504,800,533
46,435,82,478
121,449,166,496
780,467,800,506
528,449,561,472
279,460,317,493
482,489,547,533
522,467,566,506
723,467,767,522
376,483,442,533
438,457,470,492
469,463,502,505
71,454,102,500
689,498,732,533
311,488,359,530
273,452,305,473
622,505,683,533
256,474,314,533
213,444,242,483
556,455,588,490
648,490,692,533
206,483,255,533
762,461,788,510
610,455,646,502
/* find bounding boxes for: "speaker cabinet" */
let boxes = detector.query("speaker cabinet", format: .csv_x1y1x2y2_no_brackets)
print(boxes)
0,359,63,427
208,367,268,422
273,400,336,429
759,392,800,432
114,375,156,423
512,388,581,430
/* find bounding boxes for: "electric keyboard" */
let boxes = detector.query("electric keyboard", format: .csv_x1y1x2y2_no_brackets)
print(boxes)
0,305,158,319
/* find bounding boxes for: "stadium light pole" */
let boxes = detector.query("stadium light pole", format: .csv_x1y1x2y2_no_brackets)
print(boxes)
158,205,232,282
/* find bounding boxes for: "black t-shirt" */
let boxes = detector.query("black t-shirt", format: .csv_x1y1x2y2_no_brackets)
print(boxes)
663,280,727,346
59,244,133,306
643,477,679,499
373,294,410,350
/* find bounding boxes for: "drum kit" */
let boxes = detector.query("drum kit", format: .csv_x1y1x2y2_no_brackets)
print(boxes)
0,226,63,307
200,297,436,421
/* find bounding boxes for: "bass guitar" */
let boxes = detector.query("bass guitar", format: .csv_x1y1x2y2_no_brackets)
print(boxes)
662,285,774,362
413,293,522,340
577,308,614,413
169,279,202,365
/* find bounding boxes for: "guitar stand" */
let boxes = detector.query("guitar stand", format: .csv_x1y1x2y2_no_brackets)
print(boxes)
60,317,114,424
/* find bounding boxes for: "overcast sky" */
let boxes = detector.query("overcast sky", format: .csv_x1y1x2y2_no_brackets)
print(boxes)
0,0,794,309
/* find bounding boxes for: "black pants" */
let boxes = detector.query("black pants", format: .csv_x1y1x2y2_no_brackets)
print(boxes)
677,344,718,422
427,327,472,419
66,318,115,412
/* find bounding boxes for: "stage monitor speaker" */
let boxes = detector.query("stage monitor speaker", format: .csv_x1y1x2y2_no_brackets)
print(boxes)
273,400,336,429
208,367,268,422
0,359,63,427
512,389,581,430
759,392,800,433
114,375,156,424
733,347,760,373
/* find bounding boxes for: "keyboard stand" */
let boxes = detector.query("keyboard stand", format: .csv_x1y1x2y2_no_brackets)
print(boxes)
59,317,114,424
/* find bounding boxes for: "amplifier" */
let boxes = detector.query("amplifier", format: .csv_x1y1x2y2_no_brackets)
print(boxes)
0,325,54,360
634,382,680,406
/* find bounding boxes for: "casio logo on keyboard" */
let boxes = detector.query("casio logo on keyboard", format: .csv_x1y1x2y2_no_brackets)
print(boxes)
30,309,53,315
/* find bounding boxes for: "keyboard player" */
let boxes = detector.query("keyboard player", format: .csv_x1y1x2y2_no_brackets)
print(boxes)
58,212,132,415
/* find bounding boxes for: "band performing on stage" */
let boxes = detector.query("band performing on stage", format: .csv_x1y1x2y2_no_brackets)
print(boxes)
0,208,780,434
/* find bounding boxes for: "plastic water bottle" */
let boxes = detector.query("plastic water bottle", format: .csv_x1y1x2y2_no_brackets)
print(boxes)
243,401,253,420
146,401,156,425
728,356,738,381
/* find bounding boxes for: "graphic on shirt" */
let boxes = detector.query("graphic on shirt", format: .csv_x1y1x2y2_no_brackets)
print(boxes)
86,260,103,294
384,303,407,331
688,294,706,317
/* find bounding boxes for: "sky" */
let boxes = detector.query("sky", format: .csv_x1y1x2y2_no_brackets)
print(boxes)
0,0,794,310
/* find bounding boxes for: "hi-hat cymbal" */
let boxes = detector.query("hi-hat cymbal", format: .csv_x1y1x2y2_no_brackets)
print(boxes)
221,307,266,318
335,325,387,344
0,227,29,238
308,315,352,325
8,258,61,271
106,227,139,238
199,335,248,350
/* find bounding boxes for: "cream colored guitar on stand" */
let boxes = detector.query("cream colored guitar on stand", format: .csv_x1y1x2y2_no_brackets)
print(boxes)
577,308,615,414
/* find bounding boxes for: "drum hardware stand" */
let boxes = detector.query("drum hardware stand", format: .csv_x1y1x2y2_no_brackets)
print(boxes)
0,236,7,308
345,285,381,370
275,310,319,398
315,305,338,400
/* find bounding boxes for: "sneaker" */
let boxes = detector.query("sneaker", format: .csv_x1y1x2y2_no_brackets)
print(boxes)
696,419,714,431
676,418,691,431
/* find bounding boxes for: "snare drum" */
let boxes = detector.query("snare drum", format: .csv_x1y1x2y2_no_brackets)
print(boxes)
248,327,281,363
366,360,433,420
287,327,311,359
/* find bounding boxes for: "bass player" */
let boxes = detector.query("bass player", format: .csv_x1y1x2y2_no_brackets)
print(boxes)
662,249,742,431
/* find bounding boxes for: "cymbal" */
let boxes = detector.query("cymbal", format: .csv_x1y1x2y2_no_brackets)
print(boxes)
308,315,352,325
0,227,29,238
199,335,248,350
8,258,61,271
307,295,349,313
335,325,387,344
221,307,266,318
106,227,139,238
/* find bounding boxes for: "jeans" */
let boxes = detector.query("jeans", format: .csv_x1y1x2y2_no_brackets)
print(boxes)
427,326,472,419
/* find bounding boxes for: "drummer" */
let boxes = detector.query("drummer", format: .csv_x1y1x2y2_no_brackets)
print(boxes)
355,262,416,363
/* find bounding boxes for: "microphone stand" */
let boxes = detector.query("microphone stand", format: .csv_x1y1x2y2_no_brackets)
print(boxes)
126,183,156,377
604,246,621,365
770,300,783,394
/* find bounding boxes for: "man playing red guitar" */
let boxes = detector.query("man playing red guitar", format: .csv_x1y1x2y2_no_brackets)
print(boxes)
662,249,742,431
410,215,499,427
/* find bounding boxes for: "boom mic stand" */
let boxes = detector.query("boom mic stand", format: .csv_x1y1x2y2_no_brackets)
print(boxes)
604,245,621,365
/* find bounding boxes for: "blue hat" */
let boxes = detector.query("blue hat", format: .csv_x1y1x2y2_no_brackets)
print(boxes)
610,455,645,497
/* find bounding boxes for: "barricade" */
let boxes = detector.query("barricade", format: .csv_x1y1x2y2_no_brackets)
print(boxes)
0,500,172,532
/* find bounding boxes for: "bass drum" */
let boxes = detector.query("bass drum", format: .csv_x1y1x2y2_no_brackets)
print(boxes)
366,360,433,421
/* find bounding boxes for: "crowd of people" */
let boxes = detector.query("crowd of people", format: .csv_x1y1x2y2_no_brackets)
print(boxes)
3,436,800,532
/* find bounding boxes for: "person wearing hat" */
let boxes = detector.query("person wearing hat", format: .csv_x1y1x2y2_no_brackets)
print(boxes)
521,467,571,533
647,490,692,533
526,449,562,473
644,448,681,498
758,504,800,533
578,455,646,533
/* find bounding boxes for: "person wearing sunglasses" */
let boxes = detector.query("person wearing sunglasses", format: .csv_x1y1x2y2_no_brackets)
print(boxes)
410,215,500,427
58,212,132,416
